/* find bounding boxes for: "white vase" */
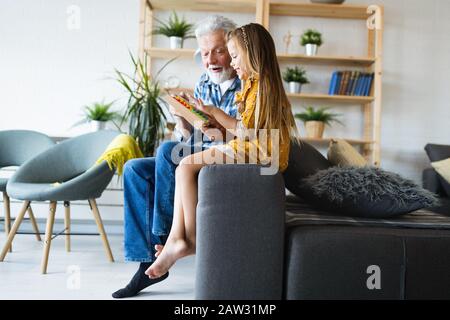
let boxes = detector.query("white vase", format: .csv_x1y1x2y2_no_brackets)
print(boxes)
289,82,302,94
91,120,106,132
305,44,318,56
169,36,183,49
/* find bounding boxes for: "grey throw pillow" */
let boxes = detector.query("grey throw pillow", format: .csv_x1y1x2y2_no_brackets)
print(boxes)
283,140,332,197
300,166,439,218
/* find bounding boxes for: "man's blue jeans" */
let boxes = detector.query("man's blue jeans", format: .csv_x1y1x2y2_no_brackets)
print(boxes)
123,141,201,262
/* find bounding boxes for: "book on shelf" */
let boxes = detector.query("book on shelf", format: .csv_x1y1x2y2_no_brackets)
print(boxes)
328,71,374,97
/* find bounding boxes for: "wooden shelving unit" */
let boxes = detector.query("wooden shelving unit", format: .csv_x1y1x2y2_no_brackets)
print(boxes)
263,1,383,166
145,47,197,59
139,0,384,165
287,93,374,104
269,2,372,19
139,0,267,65
277,53,375,67
301,137,373,146
145,0,259,13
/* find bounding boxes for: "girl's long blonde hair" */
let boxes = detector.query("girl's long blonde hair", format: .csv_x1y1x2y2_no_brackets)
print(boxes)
228,23,298,142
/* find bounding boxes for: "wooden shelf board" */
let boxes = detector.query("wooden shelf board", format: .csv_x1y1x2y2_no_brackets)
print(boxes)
288,93,374,103
147,0,256,13
146,48,375,67
277,53,375,67
270,2,371,20
301,137,373,145
145,47,196,59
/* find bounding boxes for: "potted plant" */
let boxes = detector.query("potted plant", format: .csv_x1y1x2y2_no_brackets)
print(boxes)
115,53,174,156
74,101,121,132
300,29,323,56
153,11,195,49
295,106,342,138
282,66,309,94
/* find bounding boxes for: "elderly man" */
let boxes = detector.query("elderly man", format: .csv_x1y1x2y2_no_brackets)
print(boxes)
112,15,240,298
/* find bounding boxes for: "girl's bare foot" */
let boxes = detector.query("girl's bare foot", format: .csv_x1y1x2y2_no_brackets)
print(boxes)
145,239,192,279
154,244,164,257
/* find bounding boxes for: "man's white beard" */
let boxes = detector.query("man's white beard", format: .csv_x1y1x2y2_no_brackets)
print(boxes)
207,66,234,84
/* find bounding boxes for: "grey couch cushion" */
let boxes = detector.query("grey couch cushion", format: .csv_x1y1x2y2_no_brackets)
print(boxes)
285,225,450,299
283,140,332,198
285,225,406,299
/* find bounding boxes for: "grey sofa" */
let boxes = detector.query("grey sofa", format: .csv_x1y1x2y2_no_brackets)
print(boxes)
195,164,450,300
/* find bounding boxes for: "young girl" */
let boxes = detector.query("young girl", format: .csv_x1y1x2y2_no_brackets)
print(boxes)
146,23,298,279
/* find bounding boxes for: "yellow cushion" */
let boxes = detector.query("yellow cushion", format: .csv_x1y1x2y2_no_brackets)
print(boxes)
327,139,367,167
431,157,450,183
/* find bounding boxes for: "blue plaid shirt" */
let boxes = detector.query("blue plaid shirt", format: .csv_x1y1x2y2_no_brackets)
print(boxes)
182,73,241,149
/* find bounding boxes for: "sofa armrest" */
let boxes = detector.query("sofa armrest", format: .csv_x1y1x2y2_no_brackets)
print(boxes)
195,164,285,300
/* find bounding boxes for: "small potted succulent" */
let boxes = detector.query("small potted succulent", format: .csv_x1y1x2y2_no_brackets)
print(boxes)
153,11,195,49
295,106,342,138
75,101,121,132
300,29,323,56
282,66,309,94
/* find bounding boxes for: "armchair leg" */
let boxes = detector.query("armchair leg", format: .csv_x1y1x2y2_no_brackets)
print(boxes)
27,206,42,242
0,201,30,261
41,201,57,274
64,201,70,252
89,199,114,262
2,192,12,252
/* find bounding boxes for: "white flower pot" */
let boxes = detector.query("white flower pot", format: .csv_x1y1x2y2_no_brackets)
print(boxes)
288,82,302,94
91,120,106,132
305,44,318,56
169,36,183,49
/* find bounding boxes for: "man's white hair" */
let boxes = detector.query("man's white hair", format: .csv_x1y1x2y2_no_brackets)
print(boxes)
195,15,237,39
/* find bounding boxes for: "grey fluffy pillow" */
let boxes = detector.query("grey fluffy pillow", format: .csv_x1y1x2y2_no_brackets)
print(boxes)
300,166,439,218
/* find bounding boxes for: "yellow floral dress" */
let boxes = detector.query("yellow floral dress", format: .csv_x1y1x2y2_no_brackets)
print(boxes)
214,75,290,172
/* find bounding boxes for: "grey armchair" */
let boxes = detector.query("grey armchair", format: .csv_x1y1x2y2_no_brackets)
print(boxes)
0,130,120,274
0,130,55,251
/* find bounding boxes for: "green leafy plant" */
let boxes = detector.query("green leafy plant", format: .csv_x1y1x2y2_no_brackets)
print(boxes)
282,66,309,84
300,29,323,46
152,11,195,39
115,52,175,157
84,101,120,121
295,106,343,126
73,101,121,127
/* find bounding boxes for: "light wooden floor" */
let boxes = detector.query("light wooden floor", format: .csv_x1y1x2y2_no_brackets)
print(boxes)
0,231,195,300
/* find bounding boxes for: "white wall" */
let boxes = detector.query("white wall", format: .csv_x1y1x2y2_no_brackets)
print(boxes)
0,0,449,222
0,0,140,137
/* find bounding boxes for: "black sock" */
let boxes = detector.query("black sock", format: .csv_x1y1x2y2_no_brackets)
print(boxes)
112,262,169,298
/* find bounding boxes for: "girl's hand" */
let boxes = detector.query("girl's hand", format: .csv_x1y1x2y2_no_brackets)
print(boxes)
188,94,213,115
